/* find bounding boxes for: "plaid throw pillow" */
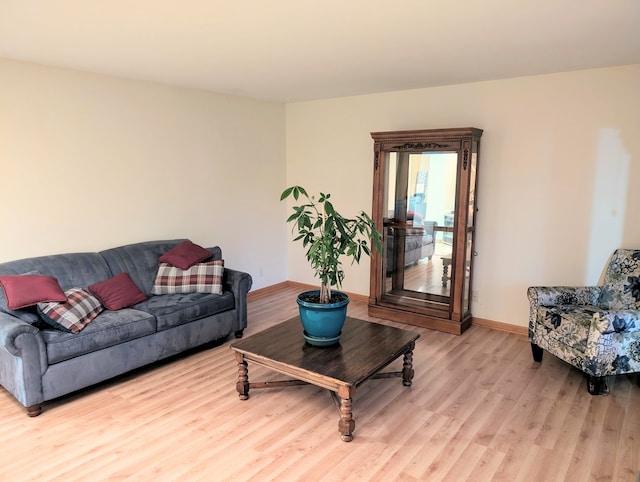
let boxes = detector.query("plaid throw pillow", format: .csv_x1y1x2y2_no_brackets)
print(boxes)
151,260,224,295
37,288,104,333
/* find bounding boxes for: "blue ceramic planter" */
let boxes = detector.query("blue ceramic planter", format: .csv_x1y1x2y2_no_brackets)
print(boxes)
297,290,349,346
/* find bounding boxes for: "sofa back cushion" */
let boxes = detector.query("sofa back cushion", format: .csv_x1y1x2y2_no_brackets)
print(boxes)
99,240,222,296
600,249,640,310
0,252,112,315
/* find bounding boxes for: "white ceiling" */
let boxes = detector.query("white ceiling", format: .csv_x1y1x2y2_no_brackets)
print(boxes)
1,1,639,102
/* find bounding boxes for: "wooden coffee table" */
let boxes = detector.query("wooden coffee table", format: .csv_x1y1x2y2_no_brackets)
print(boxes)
230,316,419,442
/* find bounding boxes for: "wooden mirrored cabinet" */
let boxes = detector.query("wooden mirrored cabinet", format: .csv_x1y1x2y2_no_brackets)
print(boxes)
368,128,483,334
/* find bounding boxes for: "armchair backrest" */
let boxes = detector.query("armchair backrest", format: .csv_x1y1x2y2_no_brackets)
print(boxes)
599,249,640,310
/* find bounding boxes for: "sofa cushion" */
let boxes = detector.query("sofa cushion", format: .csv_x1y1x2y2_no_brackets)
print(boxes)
99,240,222,296
404,234,431,252
41,309,157,364
88,273,147,310
37,288,104,334
136,291,234,331
151,261,224,295
0,274,67,310
159,240,212,270
0,252,113,292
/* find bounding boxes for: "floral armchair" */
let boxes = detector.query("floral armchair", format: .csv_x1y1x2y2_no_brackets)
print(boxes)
528,249,640,394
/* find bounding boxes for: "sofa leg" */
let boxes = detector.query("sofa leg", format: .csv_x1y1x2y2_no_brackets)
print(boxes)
531,343,543,362
26,404,42,417
234,330,244,339
586,375,609,395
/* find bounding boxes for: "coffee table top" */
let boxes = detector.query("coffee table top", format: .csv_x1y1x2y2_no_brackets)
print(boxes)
230,316,419,388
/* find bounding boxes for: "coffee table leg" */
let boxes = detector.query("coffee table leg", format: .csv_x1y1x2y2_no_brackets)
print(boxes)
235,352,249,400
402,342,415,387
338,396,355,442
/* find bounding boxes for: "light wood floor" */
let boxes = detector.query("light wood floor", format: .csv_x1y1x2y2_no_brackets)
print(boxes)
1,286,638,481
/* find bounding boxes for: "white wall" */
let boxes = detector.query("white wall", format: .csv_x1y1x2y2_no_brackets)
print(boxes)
285,65,640,327
0,58,288,291
2,59,638,328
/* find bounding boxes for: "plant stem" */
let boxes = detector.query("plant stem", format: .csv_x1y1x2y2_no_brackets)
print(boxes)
320,283,331,304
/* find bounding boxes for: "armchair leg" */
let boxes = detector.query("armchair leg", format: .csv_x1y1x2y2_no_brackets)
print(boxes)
531,343,543,362
234,330,244,339
586,375,609,396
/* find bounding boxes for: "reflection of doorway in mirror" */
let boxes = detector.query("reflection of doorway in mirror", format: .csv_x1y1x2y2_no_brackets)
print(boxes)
423,153,457,240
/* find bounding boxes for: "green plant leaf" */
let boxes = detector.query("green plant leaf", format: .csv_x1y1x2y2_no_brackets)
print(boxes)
280,185,381,302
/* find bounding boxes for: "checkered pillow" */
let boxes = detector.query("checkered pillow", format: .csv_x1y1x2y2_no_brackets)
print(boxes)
37,288,104,333
151,260,224,295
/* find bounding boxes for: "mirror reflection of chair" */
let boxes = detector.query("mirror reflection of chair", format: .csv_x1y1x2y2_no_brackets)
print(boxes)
528,249,640,394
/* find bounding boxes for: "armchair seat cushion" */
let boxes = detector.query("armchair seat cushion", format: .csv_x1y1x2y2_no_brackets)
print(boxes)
536,305,602,353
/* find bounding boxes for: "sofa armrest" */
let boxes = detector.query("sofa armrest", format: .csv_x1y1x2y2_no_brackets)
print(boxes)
0,312,47,373
527,286,602,307
0,311,47,408
223,268,253,330
0,312,41,356
422,220,437,236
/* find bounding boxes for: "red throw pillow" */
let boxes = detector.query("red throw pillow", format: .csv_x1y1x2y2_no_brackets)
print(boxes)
0,274,67,310
88,272,147,310
159,240,212,270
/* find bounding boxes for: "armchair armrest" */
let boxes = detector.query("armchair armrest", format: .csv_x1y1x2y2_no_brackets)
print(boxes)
528,286,603,338
592,309,640,335
584,310,640,368
527,286,602,307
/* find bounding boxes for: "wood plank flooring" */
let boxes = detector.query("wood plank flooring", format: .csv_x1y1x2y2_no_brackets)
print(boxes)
0,285,638,481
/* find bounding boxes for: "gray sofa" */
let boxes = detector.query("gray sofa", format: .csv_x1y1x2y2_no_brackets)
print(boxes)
386,221,436,273
0,239,252,416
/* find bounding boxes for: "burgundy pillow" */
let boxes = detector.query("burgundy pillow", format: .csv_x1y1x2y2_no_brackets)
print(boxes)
88,272,147,310
159,240,212,270
0,274,67,310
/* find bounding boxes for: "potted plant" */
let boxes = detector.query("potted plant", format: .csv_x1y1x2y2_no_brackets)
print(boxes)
281,185,382,345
